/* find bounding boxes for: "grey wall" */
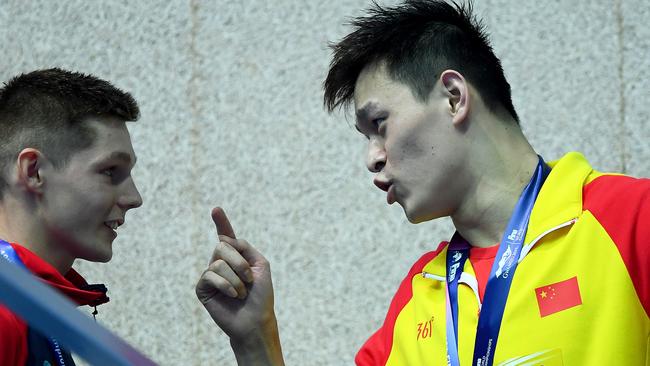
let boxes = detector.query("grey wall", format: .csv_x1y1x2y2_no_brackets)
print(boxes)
1,0,648,365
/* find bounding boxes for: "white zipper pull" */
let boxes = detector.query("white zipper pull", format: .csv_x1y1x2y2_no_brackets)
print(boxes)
518,218,577,262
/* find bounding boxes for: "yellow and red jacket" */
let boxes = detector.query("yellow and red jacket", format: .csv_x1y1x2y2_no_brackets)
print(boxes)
356,152,650,365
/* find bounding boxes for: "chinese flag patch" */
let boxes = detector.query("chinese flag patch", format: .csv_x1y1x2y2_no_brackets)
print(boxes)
535,276,582,317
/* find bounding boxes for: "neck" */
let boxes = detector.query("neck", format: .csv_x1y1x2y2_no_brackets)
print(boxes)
451,117,540,248
0,203,74,274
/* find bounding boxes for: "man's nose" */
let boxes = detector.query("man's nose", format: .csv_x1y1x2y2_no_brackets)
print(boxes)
119,178,143,210
365,138,386,173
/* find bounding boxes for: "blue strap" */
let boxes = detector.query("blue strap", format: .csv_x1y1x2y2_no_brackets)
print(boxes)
0,241,156,365
445,157,550,366
0,239,26,269
445,235,470,366
0,240,67,366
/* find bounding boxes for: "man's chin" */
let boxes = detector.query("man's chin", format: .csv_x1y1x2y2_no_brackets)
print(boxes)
404,205,442,224
79,250,113,263
403,205,425,224
406,214,428,224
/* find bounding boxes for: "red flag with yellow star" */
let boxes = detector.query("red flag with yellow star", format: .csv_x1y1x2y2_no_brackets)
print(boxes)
535,276,582,317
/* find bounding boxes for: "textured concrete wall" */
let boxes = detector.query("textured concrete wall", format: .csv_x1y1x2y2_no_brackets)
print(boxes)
1,0,648,365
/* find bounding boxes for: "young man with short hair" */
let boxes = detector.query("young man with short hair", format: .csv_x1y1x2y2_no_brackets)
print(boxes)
0,68,143,365
196,1,650,365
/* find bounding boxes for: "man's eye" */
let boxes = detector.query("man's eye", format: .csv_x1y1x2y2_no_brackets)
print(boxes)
372,118,386,129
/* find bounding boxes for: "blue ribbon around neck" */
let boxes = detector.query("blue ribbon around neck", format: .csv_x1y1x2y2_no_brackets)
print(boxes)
444,156,550,366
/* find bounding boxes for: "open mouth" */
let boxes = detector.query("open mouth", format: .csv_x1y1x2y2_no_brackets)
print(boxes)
104,221,121,230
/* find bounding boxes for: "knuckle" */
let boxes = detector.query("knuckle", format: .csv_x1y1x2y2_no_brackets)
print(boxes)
196,270,209,286
213,276,230,290
231,258,249,272
221,241,236,253
209,259,227,272
205,272,229,290
219,236,234,245
233,280,246,293
210,246,223,259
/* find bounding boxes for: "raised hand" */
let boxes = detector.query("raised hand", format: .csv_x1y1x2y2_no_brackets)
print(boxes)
195,207,284,366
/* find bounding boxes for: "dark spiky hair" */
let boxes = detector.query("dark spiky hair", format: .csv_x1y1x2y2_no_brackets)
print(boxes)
323,0,518,123
0,68,140,195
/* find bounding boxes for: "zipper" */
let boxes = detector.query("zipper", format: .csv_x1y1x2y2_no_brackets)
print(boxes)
422,272,445,282
421,217,578,309
518,218,577,262
422,271,483,309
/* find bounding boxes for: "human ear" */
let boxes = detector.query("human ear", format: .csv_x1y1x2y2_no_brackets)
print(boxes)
16,148,46,193
440,70,470,126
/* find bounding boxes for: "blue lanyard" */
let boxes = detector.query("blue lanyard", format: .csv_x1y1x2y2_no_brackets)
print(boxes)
0,240,67,366
445,235,469,365
445,157,550,366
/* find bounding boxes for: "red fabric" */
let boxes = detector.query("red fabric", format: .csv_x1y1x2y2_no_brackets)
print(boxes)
535,276,583,317
0,305,28,366
10,243,109,306
469,245,499,302
0,242,108,365
583,175,650,316
355,242,446,366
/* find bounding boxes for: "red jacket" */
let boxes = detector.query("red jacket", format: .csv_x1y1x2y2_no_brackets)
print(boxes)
0,242,108,365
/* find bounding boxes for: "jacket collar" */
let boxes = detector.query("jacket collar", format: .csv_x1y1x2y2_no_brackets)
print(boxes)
524,152,593,245
423,152,594,277
10,242,109,307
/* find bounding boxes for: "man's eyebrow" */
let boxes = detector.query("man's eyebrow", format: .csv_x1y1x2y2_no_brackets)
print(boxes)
355,102,379,121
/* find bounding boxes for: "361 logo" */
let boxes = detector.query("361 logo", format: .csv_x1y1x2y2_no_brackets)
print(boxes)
417,316,435,340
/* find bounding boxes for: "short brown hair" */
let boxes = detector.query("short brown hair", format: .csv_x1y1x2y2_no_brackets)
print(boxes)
0,68,139,195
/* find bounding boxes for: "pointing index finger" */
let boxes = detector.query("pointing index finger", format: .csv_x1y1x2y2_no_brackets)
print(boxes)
211,207,237,239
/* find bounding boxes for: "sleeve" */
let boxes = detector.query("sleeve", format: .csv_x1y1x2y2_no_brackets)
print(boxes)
0,304,28,366
583,175,650,315
355,327,387,366
355,245,446,366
